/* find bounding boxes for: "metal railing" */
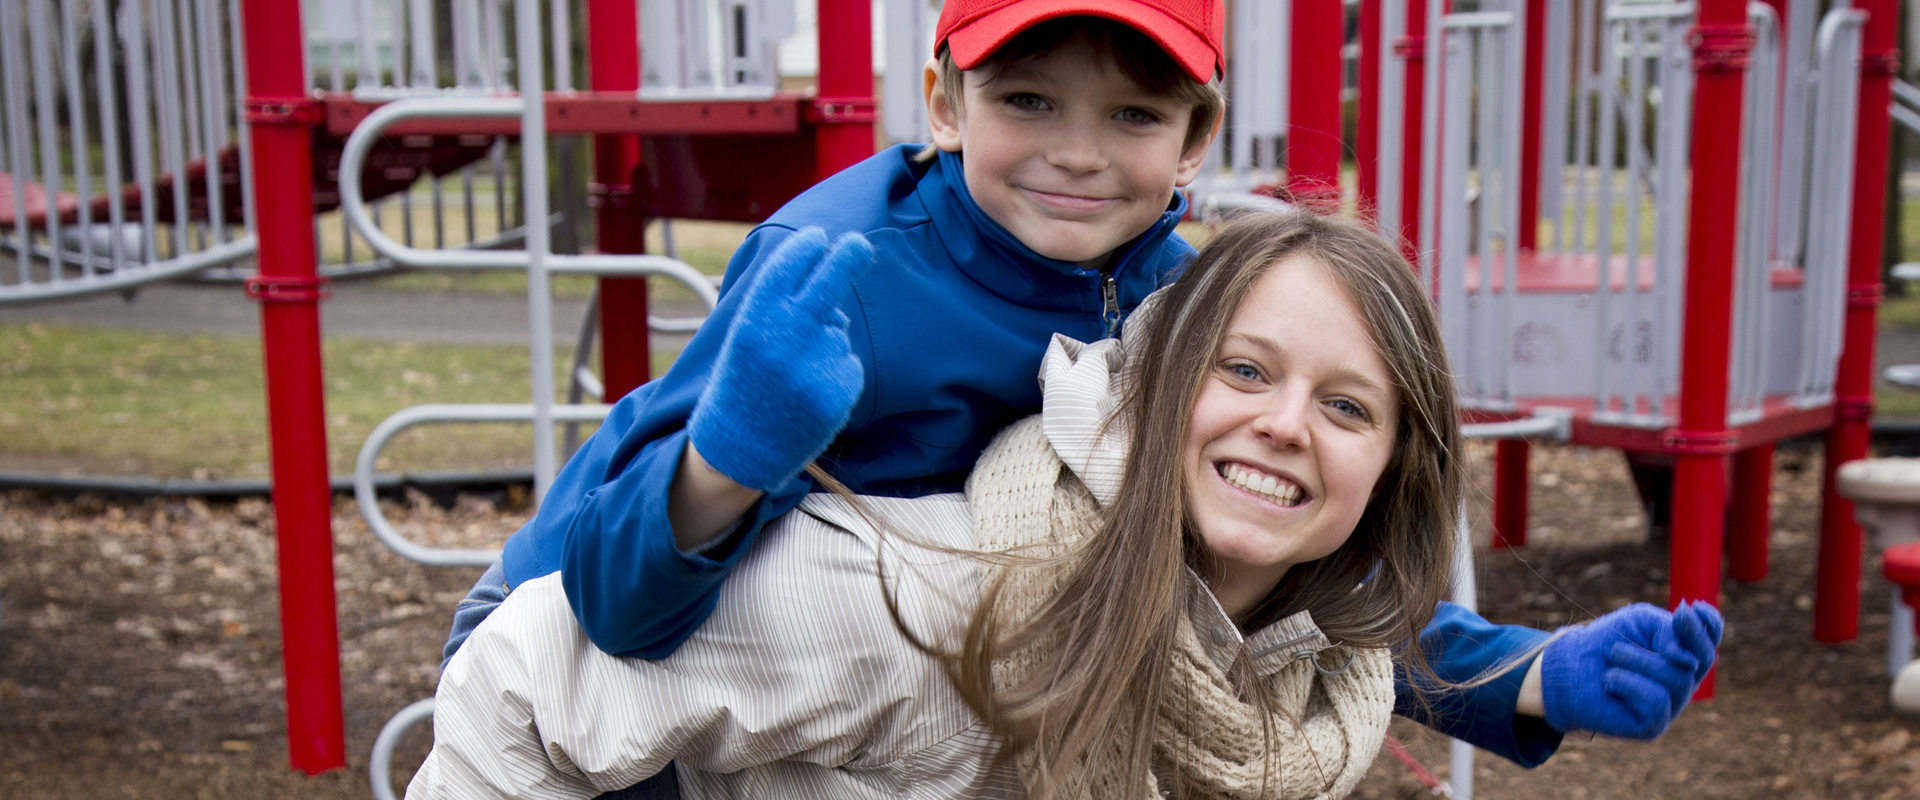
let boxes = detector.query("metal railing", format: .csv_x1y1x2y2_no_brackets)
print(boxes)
0,0,257,306
337,107,719,503
1772,0,1821,269
1445,408,1573,800
1420,0,1527,413
881,0,939,144
369,697,437,800
340,2,718,793
1728,2,1781,425
1373,0,1408,236
297,0,553,286
353,402,614,567
1562,1,1692,426
1792,7,1867,408
1189,0,1292,211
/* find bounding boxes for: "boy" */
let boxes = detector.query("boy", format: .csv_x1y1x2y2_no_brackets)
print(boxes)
452,0,1715,777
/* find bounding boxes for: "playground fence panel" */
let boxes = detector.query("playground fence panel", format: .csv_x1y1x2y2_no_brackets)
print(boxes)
1728,2,1779,426
1188,0,1293,212
1420,0,1861,434
1422,0,1528,413
1793,7,1867,408
0,0,257,305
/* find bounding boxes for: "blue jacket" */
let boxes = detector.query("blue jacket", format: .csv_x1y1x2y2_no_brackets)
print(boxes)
498,144,1561,766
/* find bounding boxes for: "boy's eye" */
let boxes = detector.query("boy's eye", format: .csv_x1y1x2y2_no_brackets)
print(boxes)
1005,93,1050,112
1114,106,1162,125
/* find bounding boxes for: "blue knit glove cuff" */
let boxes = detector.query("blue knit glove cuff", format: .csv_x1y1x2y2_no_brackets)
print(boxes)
689,228,872,493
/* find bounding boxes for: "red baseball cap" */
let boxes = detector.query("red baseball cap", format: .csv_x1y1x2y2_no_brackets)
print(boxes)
934,0,1225,85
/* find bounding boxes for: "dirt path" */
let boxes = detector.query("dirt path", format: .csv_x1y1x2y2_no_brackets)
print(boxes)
2,442,1918,798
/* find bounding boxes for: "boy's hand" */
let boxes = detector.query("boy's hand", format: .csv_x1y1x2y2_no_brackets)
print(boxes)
1540,601,1723,739
689,227,874,493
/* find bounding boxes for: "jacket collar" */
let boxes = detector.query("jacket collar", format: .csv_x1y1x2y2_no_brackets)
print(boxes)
915,146,1187,311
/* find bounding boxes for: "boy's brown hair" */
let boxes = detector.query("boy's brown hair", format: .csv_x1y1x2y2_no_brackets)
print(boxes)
918,17,1225,162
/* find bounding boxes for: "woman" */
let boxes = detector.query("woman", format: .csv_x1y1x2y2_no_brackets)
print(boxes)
413,212,1483,800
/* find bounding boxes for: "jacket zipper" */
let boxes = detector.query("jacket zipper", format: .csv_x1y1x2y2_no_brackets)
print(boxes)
1099,269,1121,339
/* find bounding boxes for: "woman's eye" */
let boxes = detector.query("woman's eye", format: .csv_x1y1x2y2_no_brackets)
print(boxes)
1326,397,1371,421
1225,362,1262,382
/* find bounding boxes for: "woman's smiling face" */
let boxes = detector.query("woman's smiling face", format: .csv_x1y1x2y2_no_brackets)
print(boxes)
1183,254,1402,616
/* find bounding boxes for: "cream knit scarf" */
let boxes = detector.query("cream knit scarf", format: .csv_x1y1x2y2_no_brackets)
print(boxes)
964,334,1395,800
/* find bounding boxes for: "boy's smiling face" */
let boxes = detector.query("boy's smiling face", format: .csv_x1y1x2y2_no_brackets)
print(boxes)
926,37,1214,270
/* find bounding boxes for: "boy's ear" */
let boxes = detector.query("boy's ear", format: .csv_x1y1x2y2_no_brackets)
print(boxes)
1173,112,1224,188
925,58,964,153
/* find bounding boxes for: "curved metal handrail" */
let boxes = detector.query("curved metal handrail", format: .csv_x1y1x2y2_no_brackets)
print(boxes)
338,98,526,269
369,697,437,800
354,402,612,567
0,236,256,306
333,97,721,310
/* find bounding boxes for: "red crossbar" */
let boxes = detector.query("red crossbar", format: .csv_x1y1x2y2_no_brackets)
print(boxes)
320,92,808,138
1457,251,1805,293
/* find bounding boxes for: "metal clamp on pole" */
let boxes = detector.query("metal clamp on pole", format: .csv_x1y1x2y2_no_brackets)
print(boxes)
243,95,326,126
244,274,331,303
809,96,878,124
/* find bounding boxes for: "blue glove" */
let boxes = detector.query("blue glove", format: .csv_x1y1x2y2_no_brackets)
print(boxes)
688,227,873,493
1540,601,1723,739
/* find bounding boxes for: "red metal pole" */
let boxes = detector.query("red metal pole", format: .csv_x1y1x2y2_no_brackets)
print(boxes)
1491,439,1530,549
1729,443,1774,582
1356,0,1382,214
1815,0,1897,643
1669,0,1752,698
1517,0,1546,249
1396,0,1429,252
239,0,344,773
1289,0,1346,207
588,0,651,399
814,0,876,179
1497,0,1535,555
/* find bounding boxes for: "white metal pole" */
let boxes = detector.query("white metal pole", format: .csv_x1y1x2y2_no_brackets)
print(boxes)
1891,589,1915,677
516,0,557,502
1450,498,1477,800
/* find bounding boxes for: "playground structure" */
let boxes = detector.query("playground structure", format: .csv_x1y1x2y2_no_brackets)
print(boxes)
0,0,1906,792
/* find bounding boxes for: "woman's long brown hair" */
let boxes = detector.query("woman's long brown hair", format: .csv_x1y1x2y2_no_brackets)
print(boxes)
916,211,1467,799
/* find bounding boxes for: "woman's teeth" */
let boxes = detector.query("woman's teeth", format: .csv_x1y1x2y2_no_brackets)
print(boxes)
1220,463,1303,506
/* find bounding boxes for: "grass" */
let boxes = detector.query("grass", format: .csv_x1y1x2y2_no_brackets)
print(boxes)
0,322,685,480
12,188,1920,477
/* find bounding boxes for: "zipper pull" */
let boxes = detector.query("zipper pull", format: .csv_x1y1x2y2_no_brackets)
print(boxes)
1100,272,1121,339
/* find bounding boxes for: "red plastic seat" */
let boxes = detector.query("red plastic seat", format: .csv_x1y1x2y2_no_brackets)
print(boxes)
1885,542,1920,636
0,171,78,228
